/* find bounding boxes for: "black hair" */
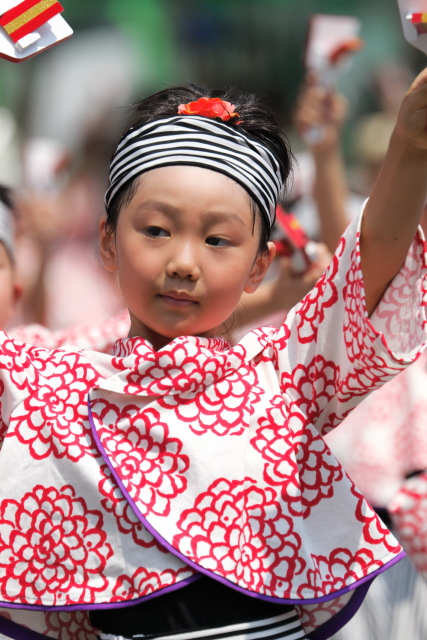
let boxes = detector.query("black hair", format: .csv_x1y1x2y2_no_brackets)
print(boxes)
106,84,294,253
0,184,14,211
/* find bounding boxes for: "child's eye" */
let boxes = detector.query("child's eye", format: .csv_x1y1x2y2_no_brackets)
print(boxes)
206,236,229,247
145,226,169,237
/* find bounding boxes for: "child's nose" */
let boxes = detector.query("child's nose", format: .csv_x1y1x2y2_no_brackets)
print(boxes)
166,243,201,280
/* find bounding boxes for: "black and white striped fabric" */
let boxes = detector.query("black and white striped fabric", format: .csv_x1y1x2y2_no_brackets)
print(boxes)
105,115,283,229
0,201,13,260
99,609,306,640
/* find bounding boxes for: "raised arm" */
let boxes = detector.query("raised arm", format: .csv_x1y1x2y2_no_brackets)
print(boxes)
295,72,350,252
362,68,427,315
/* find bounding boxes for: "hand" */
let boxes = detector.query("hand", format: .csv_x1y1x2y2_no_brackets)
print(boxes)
394,67,427,153
270,243,332,309
295,72,348,153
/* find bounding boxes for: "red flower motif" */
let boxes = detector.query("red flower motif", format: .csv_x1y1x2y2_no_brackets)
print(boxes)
158,364,263,436
251,397,343,516
341,239,414,379
389,473,427,576
368,233,427,355
352,484,400,553
11,353,101,461
93,399,189,517
44,611,98,640
98,463,168,552
296,548,381,599
343,243,378,363
272,324,291,360
295,593,352,635
173,478,305,597
124,338,230,396
178,97,240,122
338,353,399,405
0,485,113,605
281,355,340,423
112,566,195,602
295,241,342,344
0,338,43,394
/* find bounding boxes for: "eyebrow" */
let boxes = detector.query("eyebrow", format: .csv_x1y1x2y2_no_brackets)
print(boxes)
134,200,180,217
134,200,246,228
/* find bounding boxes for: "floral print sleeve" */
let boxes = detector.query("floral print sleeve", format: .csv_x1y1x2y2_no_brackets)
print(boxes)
0,331,39,446
274,211,427,435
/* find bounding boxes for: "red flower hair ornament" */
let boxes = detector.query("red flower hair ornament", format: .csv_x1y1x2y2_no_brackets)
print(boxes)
178,97,242,123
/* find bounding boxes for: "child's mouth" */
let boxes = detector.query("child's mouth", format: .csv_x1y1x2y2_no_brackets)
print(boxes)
159,293,198,308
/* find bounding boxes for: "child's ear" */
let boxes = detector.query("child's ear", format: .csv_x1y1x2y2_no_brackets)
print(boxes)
244,241,276,293
99,216,118,272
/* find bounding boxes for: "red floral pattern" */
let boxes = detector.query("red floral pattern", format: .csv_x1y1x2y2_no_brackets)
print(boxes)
98,463,167,551
158,364,263,436
93,399,189,516
0,485,112,605
295,593,352,636
0,338,41,394
173,478,304,597
112,566,195,601
10,353,101,461
123,337,236,396
352,484,400,553
295,240,343,344
281,356,340,423
371,234,427,353
251,397,343,516
389,472,427,576
44,611,98,640
297,548,381,598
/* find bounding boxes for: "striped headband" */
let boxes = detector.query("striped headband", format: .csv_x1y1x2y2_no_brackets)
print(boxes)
0,201,14,260
105,115,284,229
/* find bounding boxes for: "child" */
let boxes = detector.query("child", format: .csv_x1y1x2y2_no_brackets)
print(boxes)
1,73,427,640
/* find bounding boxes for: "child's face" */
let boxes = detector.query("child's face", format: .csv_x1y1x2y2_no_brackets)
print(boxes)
0,243,20,329
100,166,275,349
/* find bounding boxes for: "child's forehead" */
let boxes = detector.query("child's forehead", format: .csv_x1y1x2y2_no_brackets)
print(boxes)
129,166,254,213
106,114,281,231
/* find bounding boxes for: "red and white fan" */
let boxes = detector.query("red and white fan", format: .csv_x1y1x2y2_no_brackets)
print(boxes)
0,0,72,62
303,14,363,144
398,0,427,54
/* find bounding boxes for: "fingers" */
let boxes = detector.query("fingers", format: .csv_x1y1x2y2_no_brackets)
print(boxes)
409,67,427,93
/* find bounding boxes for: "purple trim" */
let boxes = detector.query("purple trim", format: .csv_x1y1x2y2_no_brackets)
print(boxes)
87,396,406,605
0,575,201,612
0,615,50,640
308,579,372,640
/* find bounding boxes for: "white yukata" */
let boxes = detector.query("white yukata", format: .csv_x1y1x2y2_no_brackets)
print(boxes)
0,213,426,640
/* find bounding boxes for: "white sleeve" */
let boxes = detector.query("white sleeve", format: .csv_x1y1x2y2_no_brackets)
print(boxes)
273,210,427,435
